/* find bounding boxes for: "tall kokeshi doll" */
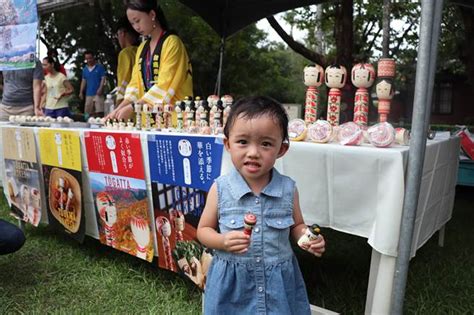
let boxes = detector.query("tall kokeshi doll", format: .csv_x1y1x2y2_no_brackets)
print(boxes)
351,63,375,127
134,102,142,130
303,64,324,124
376,58,396,122
163,102,173,129
221,94,234,128
325,65,347,126
375,78,395,123
96,192,118,248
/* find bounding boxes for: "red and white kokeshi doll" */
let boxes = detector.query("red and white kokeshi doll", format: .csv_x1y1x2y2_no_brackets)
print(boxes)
131,215,151,260
303,64,324,124
156,216,176,271
221,94,233,127
96,192,118,248
351,63,375,127
375,78,395,122
325,65,347,126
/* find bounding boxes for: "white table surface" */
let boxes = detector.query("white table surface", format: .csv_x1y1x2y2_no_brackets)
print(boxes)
0,125,461,314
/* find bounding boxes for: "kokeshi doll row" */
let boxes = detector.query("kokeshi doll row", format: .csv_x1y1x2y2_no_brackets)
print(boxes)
9,115,74,123
288,118,410,148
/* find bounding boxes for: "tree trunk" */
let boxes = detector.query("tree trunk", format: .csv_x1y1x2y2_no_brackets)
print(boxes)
335,0,353,68
267,16,326,66
382,0,391,58
460,7,474,85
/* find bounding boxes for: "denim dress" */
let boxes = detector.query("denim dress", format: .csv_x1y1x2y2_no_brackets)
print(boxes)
204,168,311,315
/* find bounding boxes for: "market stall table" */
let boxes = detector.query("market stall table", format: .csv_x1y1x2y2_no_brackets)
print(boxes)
0,125,460,314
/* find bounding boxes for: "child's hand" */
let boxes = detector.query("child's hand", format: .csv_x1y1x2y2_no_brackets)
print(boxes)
222,231,250,254
299,232,326,257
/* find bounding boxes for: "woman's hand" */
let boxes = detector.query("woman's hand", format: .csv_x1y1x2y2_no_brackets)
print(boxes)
116,104,134,120
222,231,250,254
299,230,326,257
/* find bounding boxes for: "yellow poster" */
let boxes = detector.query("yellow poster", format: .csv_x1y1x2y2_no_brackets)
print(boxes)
2,127,37,163
38,129,81,171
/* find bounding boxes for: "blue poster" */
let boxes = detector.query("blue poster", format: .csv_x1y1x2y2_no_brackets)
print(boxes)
0,0,38,70
147,134,224,191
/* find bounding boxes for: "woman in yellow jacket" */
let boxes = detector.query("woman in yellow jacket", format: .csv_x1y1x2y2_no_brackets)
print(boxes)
109,0,193,121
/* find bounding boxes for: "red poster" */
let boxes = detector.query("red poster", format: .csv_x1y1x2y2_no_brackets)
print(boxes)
84,131,154,261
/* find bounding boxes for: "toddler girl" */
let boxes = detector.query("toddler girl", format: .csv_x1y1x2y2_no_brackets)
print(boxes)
197,96,326,314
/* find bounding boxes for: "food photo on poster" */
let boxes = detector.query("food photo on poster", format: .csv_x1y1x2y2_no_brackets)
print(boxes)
39,129,85,242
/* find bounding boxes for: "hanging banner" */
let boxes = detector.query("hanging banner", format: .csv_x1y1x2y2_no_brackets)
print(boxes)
2,127,42,226
0,0,38,70
84,131,154,261
39,129,85,242
147,134,223,289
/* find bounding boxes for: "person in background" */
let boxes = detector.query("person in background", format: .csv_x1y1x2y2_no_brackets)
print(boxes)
44,48,67,76
197,96,326,314
107,0,193,121
41,57,74,118
79,50,106,117
0,219,25,255
0,59,44,120
115,16,140,106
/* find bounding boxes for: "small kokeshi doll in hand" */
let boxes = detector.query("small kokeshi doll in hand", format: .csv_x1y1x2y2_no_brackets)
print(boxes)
375,78,395,123
303,64,325,124
351,63,375,127
325,65,347,126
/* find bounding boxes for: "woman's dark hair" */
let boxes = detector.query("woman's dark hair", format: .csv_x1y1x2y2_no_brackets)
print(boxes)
125,0,169,30
223,96,289,142
43,56,60,72
116,16,140,44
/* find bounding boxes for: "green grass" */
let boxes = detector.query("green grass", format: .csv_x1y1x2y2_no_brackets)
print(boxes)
1,186,473,314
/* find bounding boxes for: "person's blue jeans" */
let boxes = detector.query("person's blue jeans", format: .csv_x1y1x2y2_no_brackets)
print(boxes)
44,107,71,118
0,219,25,255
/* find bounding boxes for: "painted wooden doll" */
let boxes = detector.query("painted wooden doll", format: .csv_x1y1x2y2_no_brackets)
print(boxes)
375,78,395,122
304,64,324,124
351,63,375,127
325,65,347,126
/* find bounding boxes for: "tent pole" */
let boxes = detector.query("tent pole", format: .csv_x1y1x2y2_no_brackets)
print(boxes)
424,0,444,127
216,37,225,96
390,0,444,314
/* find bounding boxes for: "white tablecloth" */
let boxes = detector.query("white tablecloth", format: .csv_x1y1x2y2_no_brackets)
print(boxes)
273,138,460,257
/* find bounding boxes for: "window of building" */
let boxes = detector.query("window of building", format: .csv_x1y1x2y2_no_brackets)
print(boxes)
431,82,453,114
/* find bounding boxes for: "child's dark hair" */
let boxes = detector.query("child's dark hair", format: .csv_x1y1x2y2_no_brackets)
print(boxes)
125,0,169,30
223,96,289,142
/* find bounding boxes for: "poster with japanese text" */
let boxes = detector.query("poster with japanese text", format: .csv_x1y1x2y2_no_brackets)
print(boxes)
147,134,223,288
0,0,38,70
2,127,41,226
85,131,154,261
39,129,85,242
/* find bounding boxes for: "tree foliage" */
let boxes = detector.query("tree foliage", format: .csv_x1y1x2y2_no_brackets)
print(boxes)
39,0,308,104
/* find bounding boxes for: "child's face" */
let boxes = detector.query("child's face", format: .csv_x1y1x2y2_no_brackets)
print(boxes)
224,114,288,188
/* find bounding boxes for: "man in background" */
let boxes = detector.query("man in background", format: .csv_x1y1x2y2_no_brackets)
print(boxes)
115,16,140,106
79,50,106,117
0,60,44,120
